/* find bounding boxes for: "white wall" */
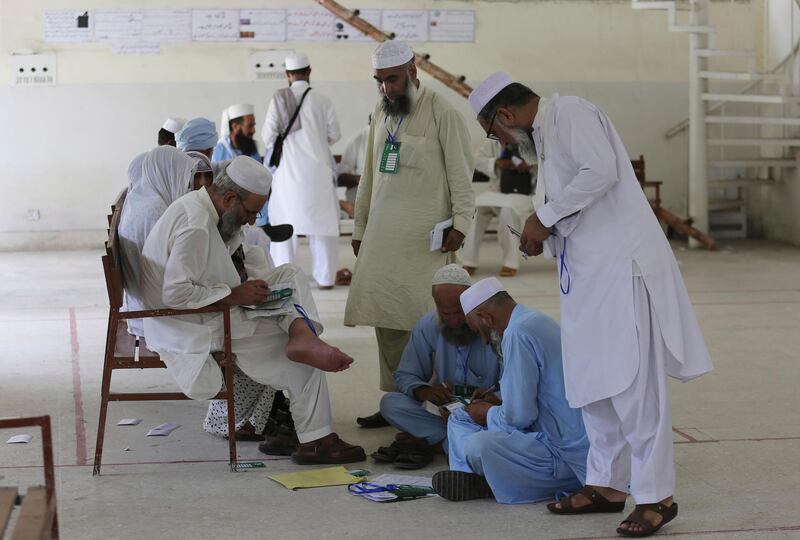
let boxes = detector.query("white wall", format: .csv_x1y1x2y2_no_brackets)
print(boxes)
0,0,764,250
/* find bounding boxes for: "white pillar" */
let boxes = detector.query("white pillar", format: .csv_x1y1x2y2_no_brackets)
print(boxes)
688,0,710,248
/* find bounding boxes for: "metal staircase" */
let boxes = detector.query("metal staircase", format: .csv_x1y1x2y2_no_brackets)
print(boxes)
633,0,800,241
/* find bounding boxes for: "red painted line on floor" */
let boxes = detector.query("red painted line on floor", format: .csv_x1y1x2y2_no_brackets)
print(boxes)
0,455,291,470
553,524,800,539
675,435,800,444
69,307,88,466
671,427,698,443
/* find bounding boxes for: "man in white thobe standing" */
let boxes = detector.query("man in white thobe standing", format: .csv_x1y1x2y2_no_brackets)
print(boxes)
262,52,341,289
140,156,365,464
468,73,713,537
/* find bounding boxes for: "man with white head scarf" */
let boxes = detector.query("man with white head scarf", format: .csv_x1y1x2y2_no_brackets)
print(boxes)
262,52,342,289
213,104,261,162
140,156,365,464
468,73,713,536
345,41,475,428
432,278,588,506
374,264,501,470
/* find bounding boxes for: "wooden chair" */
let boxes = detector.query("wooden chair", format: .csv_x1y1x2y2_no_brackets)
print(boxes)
0,415,59,539
94,189,238,475
630,154,663,208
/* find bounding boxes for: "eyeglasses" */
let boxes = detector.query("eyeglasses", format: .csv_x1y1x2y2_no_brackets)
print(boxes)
485,111,501,141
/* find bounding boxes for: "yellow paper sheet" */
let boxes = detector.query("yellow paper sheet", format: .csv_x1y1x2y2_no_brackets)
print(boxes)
268,466,363,491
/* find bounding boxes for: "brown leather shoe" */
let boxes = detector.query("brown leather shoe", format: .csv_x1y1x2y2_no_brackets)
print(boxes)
258,431,299,456
291,433,366,465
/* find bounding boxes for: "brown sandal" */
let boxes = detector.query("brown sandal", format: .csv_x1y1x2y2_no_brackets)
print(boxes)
547,486,627,515
617,502,678,537
335,268,352,286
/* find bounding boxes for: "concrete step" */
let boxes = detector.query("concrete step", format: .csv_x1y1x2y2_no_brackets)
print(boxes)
699,71,784,81
708,198,745,211
696,48,756,58
708,178,778,188
706,115,800,126
707,138,800,147
702,93,800,104
710,158,796,168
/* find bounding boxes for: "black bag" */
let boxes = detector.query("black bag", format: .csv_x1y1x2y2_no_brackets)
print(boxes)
268,88,311,168
500,168,533,195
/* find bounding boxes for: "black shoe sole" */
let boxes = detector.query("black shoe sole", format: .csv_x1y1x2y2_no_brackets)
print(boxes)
432,471,493,502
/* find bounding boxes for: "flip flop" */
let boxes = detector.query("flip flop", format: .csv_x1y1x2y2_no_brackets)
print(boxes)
547,486,627,514
393,449,433,470
617,502,678,537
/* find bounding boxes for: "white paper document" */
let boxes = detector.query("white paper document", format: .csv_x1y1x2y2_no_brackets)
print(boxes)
287,8,335,42
117,418,142,426
423,400,466,418
192,9,239,41
429,217,453,252
428,10,475,43
240,9,287,42
44,10,93,43
381,10,429,42
7,434,32,444
147,423,180,437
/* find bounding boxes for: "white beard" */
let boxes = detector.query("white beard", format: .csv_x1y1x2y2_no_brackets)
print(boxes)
510,128,538,164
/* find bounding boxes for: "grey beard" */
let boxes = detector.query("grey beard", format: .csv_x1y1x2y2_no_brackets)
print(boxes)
510,128,538,164
439,320,479,347
218,207,241,243
488,329,503,359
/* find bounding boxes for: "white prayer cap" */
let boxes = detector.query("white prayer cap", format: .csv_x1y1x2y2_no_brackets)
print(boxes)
285,52,310,71
162,117,186,134
432,264,472,287
220,104,255,139
460,277,506,315
372,40,414,69
468,71,514,116
226,155,271,196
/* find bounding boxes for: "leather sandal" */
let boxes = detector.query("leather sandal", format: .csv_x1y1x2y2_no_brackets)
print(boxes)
617,502,678,537
291,433,366,465
547,486,627,515
335,268,352,286
394,449,433,470
371,446,399,463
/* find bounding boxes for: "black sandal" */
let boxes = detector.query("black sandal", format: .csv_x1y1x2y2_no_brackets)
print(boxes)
371,446,399,463
394,449,433,470
547,486,627,515
617,502,678,537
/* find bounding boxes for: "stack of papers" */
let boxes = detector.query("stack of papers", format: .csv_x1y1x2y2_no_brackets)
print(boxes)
269,466,365,490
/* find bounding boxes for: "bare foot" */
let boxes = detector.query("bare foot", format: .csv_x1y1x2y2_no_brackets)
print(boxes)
286,319,354,372
618,497,674,534
550,485,627,511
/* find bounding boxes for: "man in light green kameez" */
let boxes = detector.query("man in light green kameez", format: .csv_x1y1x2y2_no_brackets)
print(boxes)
345,41,475,428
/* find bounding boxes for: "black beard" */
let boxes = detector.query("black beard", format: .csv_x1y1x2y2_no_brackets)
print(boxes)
234,132,258,157
381,94,412,118
439,320,479,347
218,207,241,243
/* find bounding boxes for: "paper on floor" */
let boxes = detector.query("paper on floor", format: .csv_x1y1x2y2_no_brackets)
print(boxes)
355,473,437,502
117,418,142,426
147,423,180,436
269,466,364,490
7,434,32,444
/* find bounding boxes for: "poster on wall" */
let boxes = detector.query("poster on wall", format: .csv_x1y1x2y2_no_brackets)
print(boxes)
239,9,287,42
191,9,239,41
93,10,144,43
44,10,93,43
287,8,336,42
143,10,191,43
333,9,381,42
428,10,475,43
381,10,428,42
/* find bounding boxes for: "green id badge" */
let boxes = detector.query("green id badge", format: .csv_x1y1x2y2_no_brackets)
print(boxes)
379,141,401,174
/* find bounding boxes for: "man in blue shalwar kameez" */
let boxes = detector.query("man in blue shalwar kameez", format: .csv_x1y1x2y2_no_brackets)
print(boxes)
433,277,589,504
375,265,502,469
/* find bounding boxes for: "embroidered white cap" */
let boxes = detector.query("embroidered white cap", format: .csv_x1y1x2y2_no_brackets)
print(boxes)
468,71,514,115
285,52,310,71
226,155,272,196
460,277,506,315
372,40,414,69
432,264,472,287
162,117,186,134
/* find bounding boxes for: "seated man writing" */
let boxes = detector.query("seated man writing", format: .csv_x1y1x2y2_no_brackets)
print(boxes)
140,155,365,464
433,278,589,503
375,264,501,469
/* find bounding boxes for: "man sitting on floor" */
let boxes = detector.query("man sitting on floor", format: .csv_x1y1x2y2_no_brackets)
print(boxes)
432,278,589,503
375,264,501,469
140,156,365,464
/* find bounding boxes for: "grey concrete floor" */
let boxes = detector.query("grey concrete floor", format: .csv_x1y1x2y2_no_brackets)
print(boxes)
1,237,799,540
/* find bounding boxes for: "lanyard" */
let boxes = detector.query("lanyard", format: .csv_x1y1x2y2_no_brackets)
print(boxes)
293,304,318,336
385,116,404,143
456,345,470,387
559,238,571,295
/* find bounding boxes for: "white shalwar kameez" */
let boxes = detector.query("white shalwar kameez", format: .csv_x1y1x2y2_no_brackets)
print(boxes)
530,94,713,504
262,80,341,287
140,188,333,444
